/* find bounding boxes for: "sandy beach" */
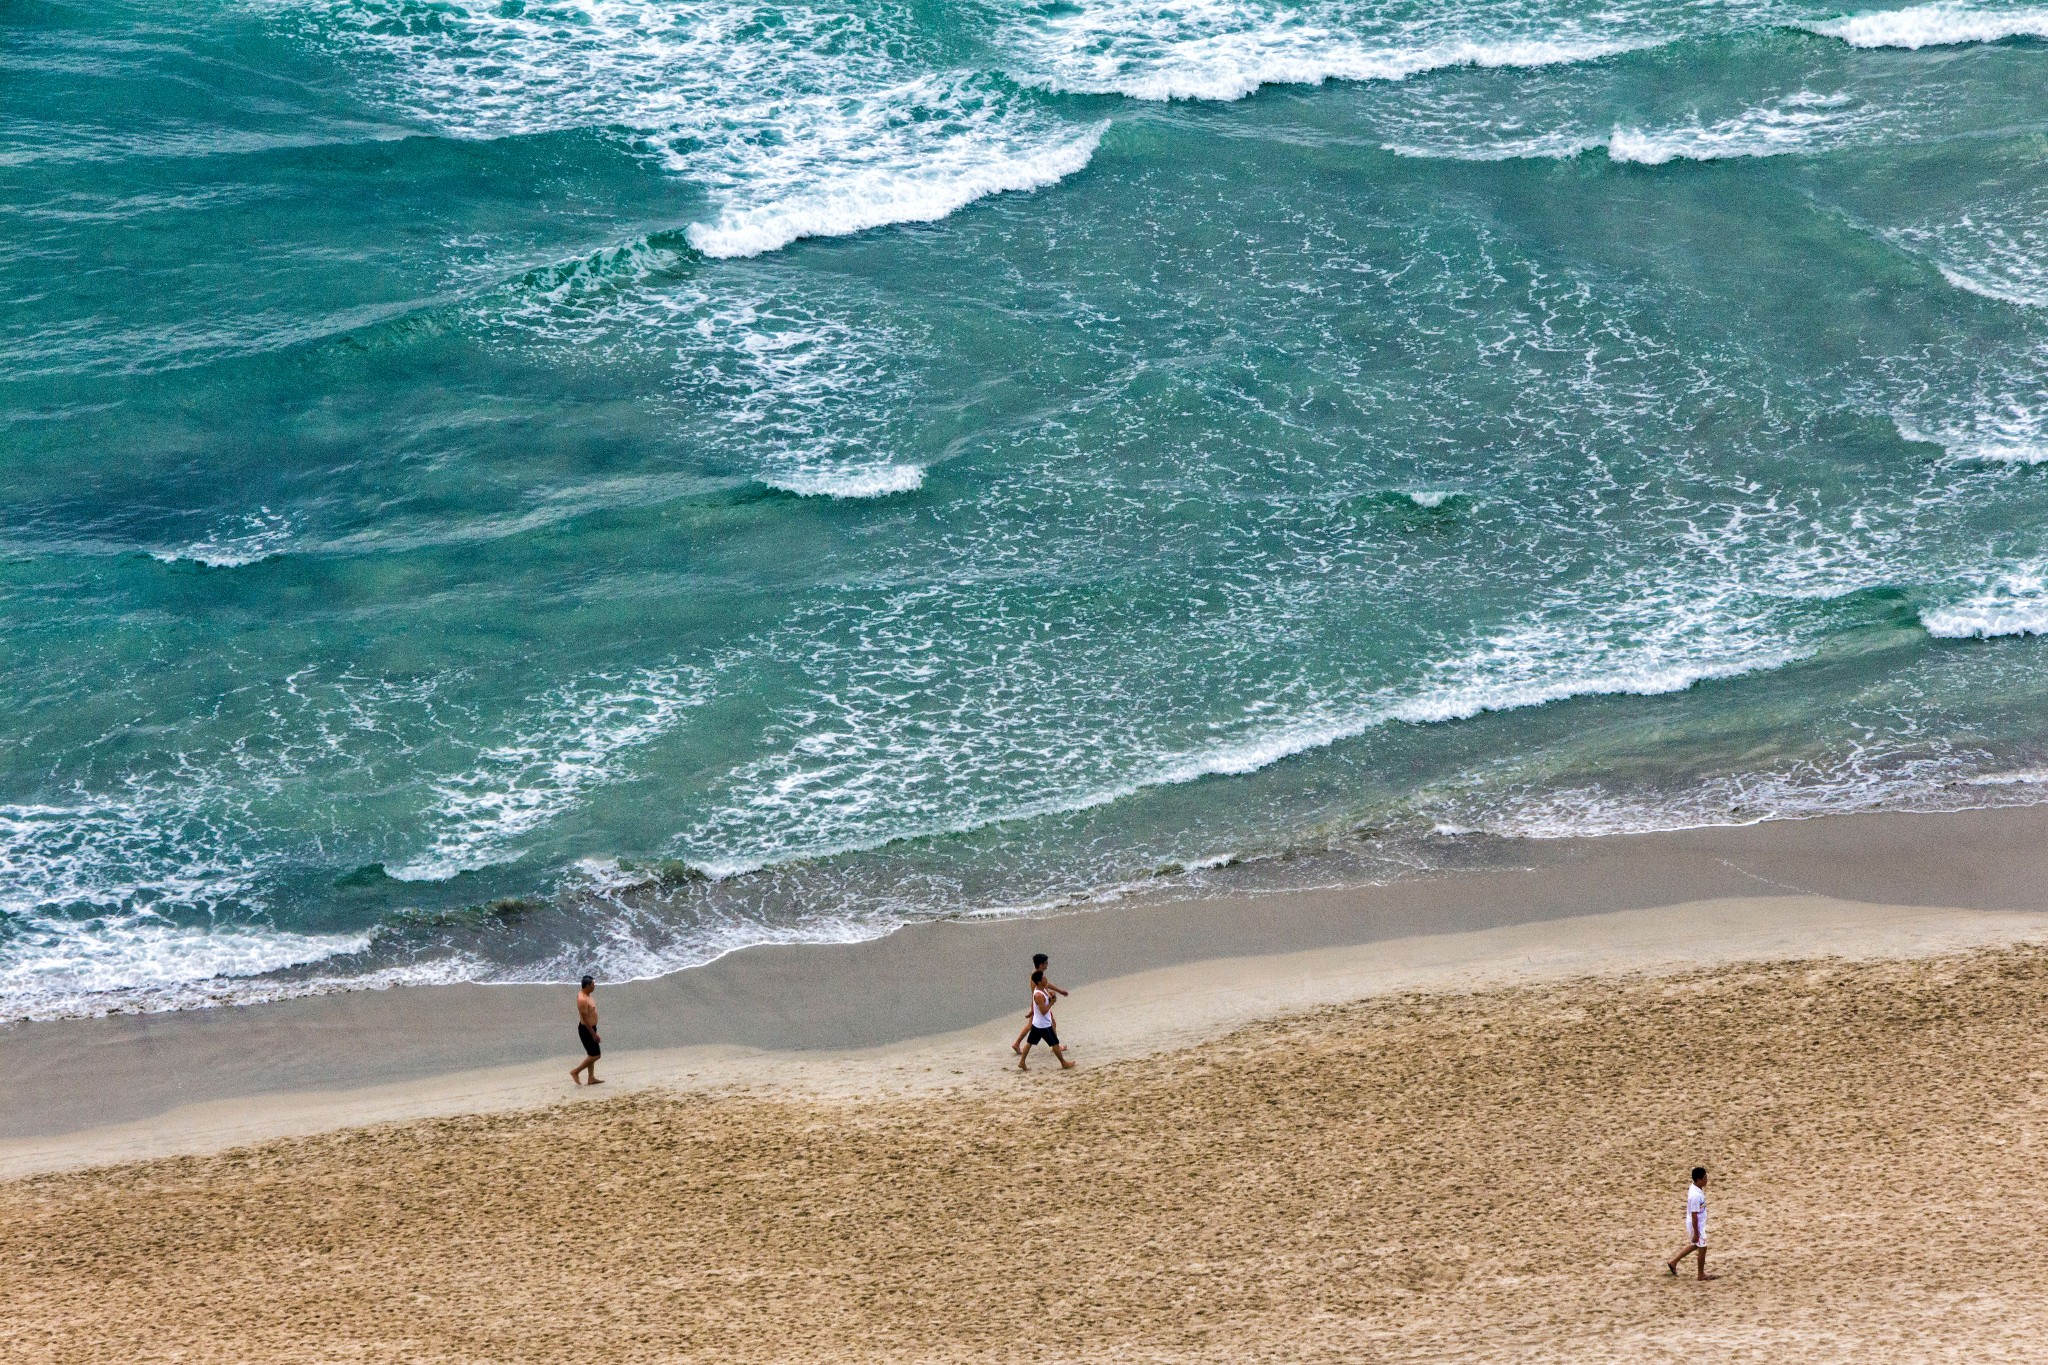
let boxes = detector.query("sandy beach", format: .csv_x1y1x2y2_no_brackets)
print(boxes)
10,806,2048,1360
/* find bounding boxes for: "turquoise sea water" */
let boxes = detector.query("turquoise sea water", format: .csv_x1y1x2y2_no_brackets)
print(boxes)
6,0,2048,1019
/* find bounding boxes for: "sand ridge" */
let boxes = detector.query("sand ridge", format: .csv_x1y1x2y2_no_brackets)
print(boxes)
8,944,2048,1362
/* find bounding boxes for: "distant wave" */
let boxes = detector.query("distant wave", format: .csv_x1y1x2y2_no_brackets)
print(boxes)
1806,3,2048,49
1016,18,1651,104
1382,129,1601,162
1608,91,1875,164
0,294,451,380
299,0,1104,259
1386,92,1877,165
508,237,690,304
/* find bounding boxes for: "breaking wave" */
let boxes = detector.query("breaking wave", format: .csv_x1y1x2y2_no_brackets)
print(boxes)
758,464,928,499
1806,3,2048,50
1606,91,1878,164
1009,1,1650,105
289,0,1102,257
1921,564,2048,639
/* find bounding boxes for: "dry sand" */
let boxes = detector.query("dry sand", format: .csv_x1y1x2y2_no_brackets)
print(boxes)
10,937,2048,1362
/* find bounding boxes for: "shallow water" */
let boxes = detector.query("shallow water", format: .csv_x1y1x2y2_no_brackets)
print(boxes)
6,0,2048,1019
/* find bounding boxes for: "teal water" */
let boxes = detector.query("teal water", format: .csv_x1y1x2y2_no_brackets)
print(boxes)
6,0,2048,1019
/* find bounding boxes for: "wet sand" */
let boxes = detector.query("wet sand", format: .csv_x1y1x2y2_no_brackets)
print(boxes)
12,802,2048,1169
9,939,2048,1362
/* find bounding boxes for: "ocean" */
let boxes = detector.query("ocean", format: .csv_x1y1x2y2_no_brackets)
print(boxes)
5,0,2048,1021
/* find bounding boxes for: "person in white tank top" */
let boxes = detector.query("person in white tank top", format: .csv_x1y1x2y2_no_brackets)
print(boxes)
1017,969,1074,1071
1013,952,1067,1055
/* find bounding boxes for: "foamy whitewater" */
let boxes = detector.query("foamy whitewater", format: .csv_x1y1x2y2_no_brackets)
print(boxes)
6,0,2048,1019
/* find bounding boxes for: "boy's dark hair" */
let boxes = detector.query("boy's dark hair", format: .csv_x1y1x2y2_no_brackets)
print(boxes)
581,975,595,990
1032,953,1049,967
1691,1167,1707,1182
1031,970,1044,984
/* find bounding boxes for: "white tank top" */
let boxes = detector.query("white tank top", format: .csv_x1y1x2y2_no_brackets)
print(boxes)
1031,987,1053,1029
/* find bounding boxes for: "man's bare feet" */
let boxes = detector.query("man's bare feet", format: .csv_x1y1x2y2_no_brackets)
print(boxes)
570,1070,583,1085
588,1077,604,1085
1060,1058,1075,1069
1017,1059,1028,1071
1698,1273,1718,1281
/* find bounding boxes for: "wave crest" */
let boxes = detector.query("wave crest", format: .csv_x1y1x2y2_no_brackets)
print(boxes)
299,0,1103,257
1922,564,2048,639
685,116,1104,259
1807,3,2048,50
1606,91,1874,165
1388,92,1877,165
1014,10,1647,104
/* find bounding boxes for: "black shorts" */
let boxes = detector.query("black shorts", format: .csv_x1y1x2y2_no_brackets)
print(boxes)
578,1023,601,1058
1026,1025,1059,1047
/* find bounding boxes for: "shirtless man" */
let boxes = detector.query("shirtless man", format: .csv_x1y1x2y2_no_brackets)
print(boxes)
1665,1167,1716,1280
1012,952,1068,1055
1017,969,1073,1071
570,975,603,1086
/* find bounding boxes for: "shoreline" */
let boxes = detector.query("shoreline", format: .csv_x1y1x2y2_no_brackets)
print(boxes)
12,801,2048,1176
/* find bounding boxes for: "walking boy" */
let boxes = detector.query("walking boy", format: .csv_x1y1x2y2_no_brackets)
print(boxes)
1665,1167,1716,1280
1017,970,1074,1071
1012,952,1068,1054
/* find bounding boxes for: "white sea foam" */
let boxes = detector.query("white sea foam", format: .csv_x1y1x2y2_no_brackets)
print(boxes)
1897,405,2048,464
388,664,713,882
1807,3,2048,49
1962,768,2048,786
1383,128,1603,162
1416,750,1998,843
297,0,1099,257
1938,264,2048,309
1404,489,1457,508
0,797,265,923
676,535,1844,880
151,507,295,567
652,282,943,503
758,464,927,499
1606,91,1874,165
1900,216,2048,311
0,793,379,1021
0,914,374,1023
